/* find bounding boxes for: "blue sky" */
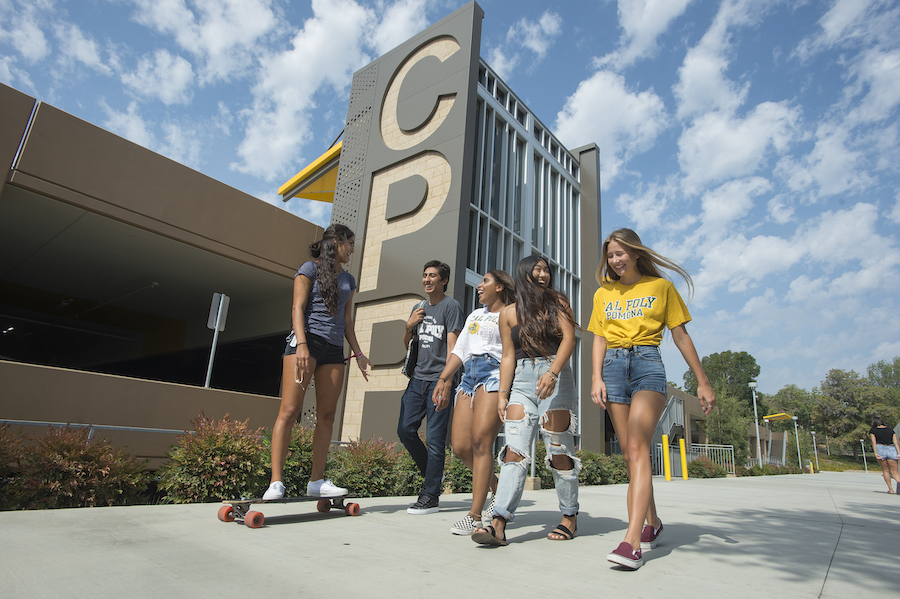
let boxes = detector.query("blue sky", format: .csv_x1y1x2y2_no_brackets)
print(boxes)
2,0,899,396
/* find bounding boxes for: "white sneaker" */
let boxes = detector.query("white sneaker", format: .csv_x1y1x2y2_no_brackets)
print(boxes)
307,479,347,498
262,481,285,500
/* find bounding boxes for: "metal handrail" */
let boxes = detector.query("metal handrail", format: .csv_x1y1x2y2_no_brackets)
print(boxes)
0,419,192,440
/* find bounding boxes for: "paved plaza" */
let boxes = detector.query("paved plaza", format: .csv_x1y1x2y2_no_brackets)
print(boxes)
1,471,898,598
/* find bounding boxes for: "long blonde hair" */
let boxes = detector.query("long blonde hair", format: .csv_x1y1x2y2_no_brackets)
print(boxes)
598,228,694,300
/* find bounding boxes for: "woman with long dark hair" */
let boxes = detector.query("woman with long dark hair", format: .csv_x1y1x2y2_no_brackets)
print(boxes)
589,228,715,570
431,270,515,535
472,255,580,546
262,224,370,500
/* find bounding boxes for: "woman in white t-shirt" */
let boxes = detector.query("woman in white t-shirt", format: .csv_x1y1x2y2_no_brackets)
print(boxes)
432,270,515,535
589,228,715,570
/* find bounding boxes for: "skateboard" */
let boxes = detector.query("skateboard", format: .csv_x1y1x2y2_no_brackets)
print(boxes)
217,494,361,528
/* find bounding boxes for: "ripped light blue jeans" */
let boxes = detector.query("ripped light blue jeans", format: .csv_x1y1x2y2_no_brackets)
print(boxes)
493,357,580,520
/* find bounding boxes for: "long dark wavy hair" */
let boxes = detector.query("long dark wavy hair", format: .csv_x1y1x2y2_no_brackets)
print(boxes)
486,269,516,306
513,255,576,358
309,223,354,316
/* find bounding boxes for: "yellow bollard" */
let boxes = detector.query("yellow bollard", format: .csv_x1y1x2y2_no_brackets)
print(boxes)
680,438,688,479
662,434,672,481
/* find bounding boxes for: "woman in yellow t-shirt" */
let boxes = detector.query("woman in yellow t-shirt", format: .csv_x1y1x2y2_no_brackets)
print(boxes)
588,228,716,570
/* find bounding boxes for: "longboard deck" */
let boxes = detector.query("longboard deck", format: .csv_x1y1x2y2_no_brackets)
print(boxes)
224,494,350,506
217,494,361,528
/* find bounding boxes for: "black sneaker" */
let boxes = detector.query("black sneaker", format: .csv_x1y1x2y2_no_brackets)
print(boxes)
407,494,439,515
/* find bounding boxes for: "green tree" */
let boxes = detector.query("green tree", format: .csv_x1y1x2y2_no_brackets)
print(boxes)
684,350,762,412
699,384,751,467
769,384,818,430
867,357,900,389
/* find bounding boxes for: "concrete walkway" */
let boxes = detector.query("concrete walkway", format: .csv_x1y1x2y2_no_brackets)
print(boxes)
2,471,898,598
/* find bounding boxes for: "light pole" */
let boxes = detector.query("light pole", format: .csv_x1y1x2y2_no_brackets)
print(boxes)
749,381,762,468
792,416,801,470
810,430,820,472
860,439,868,472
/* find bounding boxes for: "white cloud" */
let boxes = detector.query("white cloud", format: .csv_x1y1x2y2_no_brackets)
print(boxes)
766,195,794,224
484,10,561,80
596,0,695,70
231,0,373,180
793,0,890,61
693,201,898,305
555,70,668,188
53,23,111,75
0,55,35,91
0,0,50,62
679,101,800,194
843,47,900,125
888,193,900,224
121,49,194,105
101,100,154,149
128,0,278,83
775,123,874,200
159,121,202,168
369,0,432,57
699,176,770,232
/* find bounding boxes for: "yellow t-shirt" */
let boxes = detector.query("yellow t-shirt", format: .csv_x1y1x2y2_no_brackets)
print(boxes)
587,276,691,348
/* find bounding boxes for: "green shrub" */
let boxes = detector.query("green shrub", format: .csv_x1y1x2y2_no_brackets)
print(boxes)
599,453,628,484
394,451,424,496
687,456,727,478
531,441,555,489
14,426,148,509
331,437,405,498
157,413,267,503
443,449,473,493
260,424,315,497
0,425,24,505
577,450,628,485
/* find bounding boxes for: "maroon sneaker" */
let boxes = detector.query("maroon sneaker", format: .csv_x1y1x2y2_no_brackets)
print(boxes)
607,541,643,569
641,519,664,549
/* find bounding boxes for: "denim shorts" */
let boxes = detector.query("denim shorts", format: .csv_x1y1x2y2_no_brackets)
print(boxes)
282,332,345,365
456,354,500,402
602,345,667,404
876,444,899,461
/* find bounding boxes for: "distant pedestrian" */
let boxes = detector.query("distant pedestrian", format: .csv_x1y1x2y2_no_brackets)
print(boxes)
869,416,900,494
589,228,715,570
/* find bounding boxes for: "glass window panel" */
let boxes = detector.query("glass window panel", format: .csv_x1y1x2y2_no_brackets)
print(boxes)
467,209,477,271
480,107,493,212
533,156,541,252
550,171,558,260
472,99,484,209
514,138,524,235
490,119,503,220
488,224,500,272
477,215,487,273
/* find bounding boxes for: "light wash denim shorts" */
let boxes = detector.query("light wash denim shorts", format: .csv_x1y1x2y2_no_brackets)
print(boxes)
456,354,500,401
876,444,899,461
603,345,667,404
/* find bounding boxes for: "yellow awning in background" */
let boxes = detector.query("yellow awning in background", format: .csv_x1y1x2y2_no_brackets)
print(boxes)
278,141,342,203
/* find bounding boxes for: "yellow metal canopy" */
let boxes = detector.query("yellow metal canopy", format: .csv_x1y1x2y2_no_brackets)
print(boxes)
278,141,342,203
763,413,794,421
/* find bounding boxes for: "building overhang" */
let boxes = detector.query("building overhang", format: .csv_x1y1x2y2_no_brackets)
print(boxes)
278,141,342,203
